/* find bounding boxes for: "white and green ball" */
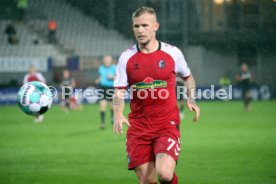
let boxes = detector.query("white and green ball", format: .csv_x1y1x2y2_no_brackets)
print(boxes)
17,81,53,116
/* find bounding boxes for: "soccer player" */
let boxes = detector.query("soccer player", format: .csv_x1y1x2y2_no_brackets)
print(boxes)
113,7,200,184
23,65,46,123
236,63,254,111
95,55,116,129
23,65,46,84
60,69,76,113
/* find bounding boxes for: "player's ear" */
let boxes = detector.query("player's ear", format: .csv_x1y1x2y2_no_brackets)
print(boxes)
154,22,159,32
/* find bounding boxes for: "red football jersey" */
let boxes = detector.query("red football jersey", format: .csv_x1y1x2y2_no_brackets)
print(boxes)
114,42,191,129
23,73,46,84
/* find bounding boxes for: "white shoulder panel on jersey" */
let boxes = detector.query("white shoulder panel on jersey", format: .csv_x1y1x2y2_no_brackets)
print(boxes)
36,73,46,83
160,42,191,78
114,45,138,88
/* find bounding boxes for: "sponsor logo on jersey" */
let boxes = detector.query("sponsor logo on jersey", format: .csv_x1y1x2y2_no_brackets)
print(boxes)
158,60,165,68
133,77,167,90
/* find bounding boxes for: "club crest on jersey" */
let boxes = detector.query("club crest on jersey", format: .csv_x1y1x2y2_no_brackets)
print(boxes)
132,77,167,90
158,60,165,68
134,63,140,69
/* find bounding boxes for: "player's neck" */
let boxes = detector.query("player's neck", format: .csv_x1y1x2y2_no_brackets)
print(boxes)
138,39,159,54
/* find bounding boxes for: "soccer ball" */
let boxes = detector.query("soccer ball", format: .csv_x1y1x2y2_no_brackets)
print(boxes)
17,81,53,116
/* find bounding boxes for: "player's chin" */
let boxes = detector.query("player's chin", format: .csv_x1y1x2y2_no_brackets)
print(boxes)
137,39,149,46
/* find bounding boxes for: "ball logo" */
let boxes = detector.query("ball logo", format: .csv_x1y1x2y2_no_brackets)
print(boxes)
21,85,31,106
40,95,49,106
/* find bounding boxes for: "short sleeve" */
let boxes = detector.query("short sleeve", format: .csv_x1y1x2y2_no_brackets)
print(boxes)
174,48,191,78
114,54,128,88
23,74,28,84
37,73,46,83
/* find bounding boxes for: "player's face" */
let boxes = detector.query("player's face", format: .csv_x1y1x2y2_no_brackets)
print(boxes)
103,56,112,67
241,64,248,72
132,13,159,46
63,70,70,78
29,67,36,74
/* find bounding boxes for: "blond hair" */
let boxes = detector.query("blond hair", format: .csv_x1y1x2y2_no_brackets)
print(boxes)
132,6,157,20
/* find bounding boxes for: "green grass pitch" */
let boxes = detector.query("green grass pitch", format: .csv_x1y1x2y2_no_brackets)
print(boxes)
0,101,276,184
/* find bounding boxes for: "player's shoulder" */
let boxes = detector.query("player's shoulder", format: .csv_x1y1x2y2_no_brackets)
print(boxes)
160,42,183,56
36,72,43,75
119,44,138,62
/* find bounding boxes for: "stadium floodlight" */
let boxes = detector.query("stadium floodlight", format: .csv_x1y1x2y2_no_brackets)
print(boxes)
214,0,224,5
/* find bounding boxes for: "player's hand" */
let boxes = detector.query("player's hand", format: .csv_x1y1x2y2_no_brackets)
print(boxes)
113,114,130,134
108,74,114,80
95,78,100,84
186,99,200,122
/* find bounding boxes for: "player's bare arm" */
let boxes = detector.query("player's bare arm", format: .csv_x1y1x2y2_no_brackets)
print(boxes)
95,77,100,84
235,73,241,81
184,74,200,122
113,88,130,134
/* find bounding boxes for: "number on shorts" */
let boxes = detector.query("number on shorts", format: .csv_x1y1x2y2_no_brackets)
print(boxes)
167,138,176,151
167,138,181,156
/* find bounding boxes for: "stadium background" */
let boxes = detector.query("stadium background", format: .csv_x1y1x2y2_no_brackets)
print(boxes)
0,0,276,184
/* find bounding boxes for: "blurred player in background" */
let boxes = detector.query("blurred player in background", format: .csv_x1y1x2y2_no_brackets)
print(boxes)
113,7,200,184
95,55,116,129
23,65,46,123
60,69,76,113
23,65,46,84
236,63,254,111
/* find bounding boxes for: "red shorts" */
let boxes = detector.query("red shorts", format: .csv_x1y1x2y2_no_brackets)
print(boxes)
126,122,181,170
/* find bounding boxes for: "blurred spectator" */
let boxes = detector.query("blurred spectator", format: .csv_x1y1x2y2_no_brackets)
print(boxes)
17,0,28,21
48,20,57,43
5,23,19,45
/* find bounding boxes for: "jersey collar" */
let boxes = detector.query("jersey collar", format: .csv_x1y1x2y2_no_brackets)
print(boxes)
136,41,161,53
